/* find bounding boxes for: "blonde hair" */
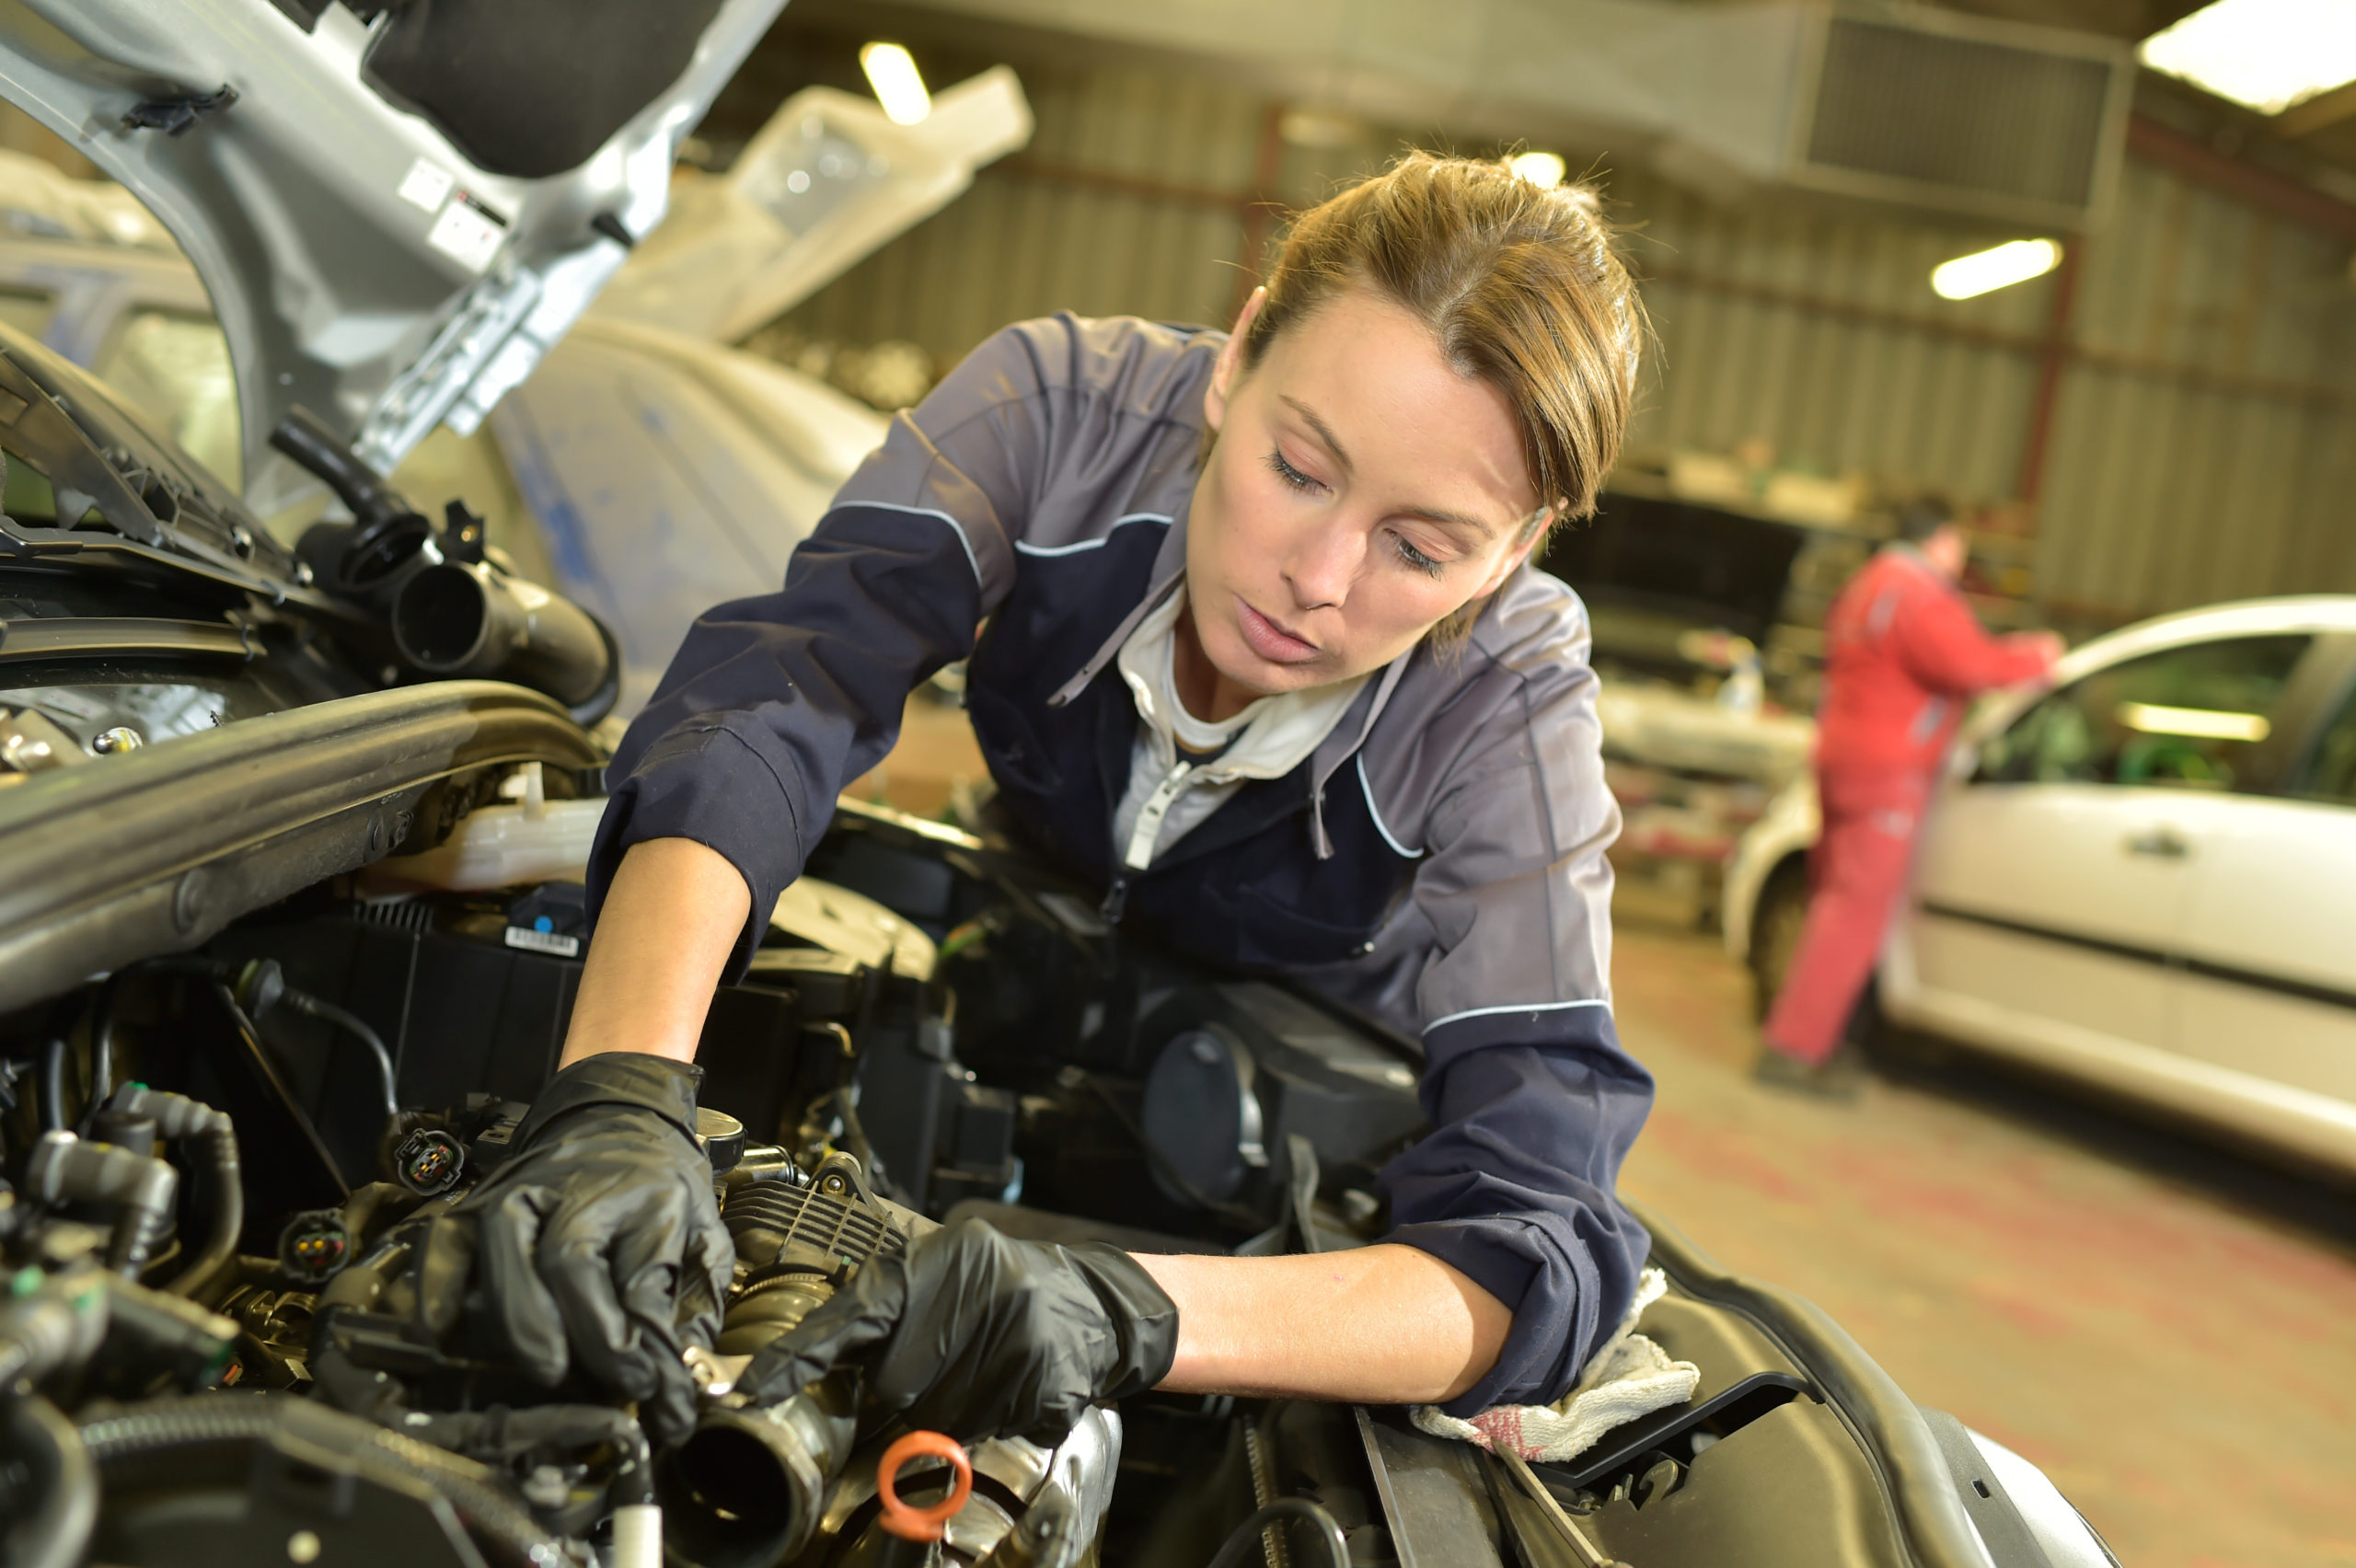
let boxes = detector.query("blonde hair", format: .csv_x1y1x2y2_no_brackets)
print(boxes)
1242,151,1644,544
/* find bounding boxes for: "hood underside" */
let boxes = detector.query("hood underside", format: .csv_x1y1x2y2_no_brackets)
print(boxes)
0,0,788,510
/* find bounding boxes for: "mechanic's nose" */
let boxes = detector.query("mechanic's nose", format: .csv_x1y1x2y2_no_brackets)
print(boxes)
1283,518,1362,611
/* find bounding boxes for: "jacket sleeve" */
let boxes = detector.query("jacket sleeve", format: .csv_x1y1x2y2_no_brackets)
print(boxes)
1891,580,2052,697
584,324,1051,975
1369,630,1656,1417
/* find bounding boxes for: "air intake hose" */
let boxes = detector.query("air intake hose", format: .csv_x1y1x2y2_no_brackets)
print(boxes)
390,560,618,722
658,1167,896,1568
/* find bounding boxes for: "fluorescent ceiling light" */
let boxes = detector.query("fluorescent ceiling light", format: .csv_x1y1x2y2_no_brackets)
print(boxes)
860,42,931,125
1931,238,2062,300
2139,0,2356,115
2118,701,2271,743
1508,150,1566,188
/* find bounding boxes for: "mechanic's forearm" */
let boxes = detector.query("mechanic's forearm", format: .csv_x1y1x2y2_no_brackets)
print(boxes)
1134,1243,1511,1405
558,837,752,1067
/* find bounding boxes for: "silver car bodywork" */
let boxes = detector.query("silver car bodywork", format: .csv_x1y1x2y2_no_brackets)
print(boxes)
0,0,787,507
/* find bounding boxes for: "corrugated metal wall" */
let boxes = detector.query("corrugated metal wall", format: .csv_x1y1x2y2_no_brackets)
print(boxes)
782,56,2356,624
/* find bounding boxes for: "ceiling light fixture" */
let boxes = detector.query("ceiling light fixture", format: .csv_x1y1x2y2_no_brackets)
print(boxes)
860,42,931,126
1931,238,2062,300
1507,150,1566,188
2139,0,2356,116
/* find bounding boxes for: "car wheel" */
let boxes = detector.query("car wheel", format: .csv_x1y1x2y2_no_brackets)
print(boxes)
1749,858,1810,1022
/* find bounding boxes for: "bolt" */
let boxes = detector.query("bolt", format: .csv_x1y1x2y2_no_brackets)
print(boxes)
522,1464,570,1508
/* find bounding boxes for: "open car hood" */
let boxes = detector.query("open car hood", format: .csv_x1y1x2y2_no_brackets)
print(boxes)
0,0,786,509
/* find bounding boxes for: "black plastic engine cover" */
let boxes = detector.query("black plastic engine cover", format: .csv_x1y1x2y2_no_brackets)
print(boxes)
1136,981,1427,1224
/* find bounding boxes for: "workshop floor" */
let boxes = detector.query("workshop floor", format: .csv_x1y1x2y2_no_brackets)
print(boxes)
1610,913,2356,1568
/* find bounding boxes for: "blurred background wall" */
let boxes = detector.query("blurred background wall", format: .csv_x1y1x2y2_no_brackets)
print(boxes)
699,1,2356,636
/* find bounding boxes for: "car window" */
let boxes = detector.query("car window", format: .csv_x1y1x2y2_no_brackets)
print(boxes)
1975,633,2311,792
2292,682,2356,806
88,307,241,489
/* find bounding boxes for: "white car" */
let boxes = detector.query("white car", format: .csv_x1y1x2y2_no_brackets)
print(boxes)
1725,595,2356,1178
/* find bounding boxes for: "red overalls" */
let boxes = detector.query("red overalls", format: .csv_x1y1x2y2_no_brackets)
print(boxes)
1763,548,2054,1063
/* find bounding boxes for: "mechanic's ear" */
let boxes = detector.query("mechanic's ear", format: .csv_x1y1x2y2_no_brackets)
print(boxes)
1204,286,1267,435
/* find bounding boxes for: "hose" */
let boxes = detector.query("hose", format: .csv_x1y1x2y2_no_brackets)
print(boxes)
165,1116,242,1299
81,979,118,1136
37,1032,67,1132
282,988,399,1116
1,1396,98,1568
24,1131,179,1276
107,1085,246,1301
1203,1500,1349,1568
79,1395,558,1565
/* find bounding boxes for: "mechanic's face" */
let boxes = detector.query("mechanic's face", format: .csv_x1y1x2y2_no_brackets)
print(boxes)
1186,282,1543,703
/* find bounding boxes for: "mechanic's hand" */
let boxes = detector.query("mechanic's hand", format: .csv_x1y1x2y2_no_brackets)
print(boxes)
737,1216,1178,1445
2018,628,2068,676
414,1053,732,1447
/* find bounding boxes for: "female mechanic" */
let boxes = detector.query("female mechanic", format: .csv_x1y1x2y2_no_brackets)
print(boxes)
429,152,1656,1449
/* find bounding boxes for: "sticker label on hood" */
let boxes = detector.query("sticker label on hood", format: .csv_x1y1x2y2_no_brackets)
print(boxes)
398,157,455,213
428,190,509,273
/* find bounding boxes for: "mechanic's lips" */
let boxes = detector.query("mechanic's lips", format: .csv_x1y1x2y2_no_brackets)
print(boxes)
1235,597,1321,664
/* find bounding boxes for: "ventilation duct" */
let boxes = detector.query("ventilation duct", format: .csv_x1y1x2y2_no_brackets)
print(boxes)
895,0,2134,229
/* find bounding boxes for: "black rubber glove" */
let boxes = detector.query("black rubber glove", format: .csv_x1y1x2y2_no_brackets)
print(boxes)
415,1054,732,1447
738,1216,1179,1445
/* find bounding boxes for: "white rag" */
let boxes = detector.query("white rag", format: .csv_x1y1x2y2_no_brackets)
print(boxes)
1411,1268,1701,1462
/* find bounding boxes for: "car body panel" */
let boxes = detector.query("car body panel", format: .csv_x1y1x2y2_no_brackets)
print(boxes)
1901,779,2220,1053
2176,794,2356,1102
0,0,787,506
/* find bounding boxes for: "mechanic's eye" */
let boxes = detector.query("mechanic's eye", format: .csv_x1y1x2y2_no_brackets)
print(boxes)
1266,448,1321,493
1391,533,1446,578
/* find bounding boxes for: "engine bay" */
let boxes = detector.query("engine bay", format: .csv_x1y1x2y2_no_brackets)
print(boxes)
0,785,1453,1568
0,778,1986,1568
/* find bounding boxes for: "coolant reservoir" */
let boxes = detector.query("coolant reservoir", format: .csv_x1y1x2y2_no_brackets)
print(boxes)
367,764,604,891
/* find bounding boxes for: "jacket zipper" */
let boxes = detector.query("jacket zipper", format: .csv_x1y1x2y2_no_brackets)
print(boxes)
1103,760,1195,926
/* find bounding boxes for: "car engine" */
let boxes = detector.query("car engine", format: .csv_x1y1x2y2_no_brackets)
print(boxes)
0,785,1442,1568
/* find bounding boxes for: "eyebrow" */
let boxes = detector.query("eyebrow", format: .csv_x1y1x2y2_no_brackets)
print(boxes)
1279,395,1502,541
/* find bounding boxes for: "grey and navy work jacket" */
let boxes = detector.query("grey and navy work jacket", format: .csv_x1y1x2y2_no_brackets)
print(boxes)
590,314,1654,1414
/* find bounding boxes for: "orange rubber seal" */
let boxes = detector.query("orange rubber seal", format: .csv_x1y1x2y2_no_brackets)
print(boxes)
876,1430,973,1542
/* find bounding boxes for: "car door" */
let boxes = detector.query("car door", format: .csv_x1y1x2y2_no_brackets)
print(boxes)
1891,631,2315,1068
2168,647,2356,1166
